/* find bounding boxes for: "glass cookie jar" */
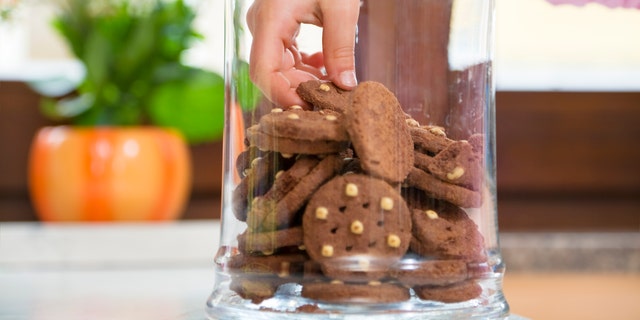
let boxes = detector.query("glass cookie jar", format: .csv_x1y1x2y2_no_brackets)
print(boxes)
207,0,509,319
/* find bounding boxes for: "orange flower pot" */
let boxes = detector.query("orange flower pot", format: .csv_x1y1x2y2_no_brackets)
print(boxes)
28,126,192,222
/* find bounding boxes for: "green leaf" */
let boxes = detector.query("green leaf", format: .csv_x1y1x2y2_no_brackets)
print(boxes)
148,68,225,144
39,94,94,120
235,60,262,111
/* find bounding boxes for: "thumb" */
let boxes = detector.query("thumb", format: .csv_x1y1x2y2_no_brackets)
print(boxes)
319,0,360,90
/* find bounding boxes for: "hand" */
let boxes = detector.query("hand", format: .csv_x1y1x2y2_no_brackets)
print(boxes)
246,0,360,107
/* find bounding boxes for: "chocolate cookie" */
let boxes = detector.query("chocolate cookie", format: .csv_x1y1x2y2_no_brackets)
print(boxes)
389,257,469,287
248,155,344,232
345,81,414,184
427,141,483,191
413,280,483,303
301,282,411,304
296,80,352,113
259,108,349,142
227,252,309,277
409,201,486,263
409,125,453,155
302,174,412,281
237,226,304,255
229,277,283,304
405,167,482,208
246,124,348,155
413,141,483,191
232,151,289,222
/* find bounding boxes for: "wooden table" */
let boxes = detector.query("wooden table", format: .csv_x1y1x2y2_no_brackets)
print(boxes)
504,273,640,320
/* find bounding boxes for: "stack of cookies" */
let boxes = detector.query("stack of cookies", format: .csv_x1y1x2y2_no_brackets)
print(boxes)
226,80,488,305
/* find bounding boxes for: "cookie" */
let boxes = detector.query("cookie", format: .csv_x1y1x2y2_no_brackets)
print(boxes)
259,108,349,142
389,257,468,287
246,124,348,155
296,80,352,113
235,146,265,179
237,226,304,255
227,252,309,278
345,81,414,183
413,280,482,303
248,155,344,232
467,133,484,155
409,201,486,263
302,174,412,281
409,125,453,155
229,277,283,304
405,167,482,208
301,282,411,304
414,141,483,191
232,151,289,222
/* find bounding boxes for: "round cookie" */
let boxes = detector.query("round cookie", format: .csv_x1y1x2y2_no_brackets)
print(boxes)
246,124,349,155
229,276,284,304
409,125,454,155
296,80,352,113
237,226,304,255
413,280,483,303
232,151,288,222
227,252,309,278
426,141,483,191
409,201,486,263
405,167,482,208
302,174,412,281
389,257,469,287
259,108,348,142
248,155,344,232
301,281,411,304
345,81,414,184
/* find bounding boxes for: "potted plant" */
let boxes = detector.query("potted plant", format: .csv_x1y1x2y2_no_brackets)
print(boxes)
28,0,225,221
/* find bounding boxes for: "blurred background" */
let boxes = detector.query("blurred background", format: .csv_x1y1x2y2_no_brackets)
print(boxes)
0,1,638,319
1,0,638,230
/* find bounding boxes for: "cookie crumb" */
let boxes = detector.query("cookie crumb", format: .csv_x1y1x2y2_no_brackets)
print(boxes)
325,115,338,121
368,280,382,286
289,105,303,110
330,279,344,284
271,108,284,113
350,220,364,234
387,234,401,248
380,197,394,211
287,113,300,120
345,183,359,197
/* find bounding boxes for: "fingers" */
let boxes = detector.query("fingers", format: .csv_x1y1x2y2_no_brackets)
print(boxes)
245,0,360,107
319,0,360,90
247,0,319,107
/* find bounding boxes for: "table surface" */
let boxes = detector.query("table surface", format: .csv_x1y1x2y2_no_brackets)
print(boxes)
1,221,638,320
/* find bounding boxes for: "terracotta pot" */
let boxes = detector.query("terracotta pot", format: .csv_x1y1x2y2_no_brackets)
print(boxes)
28,126,191,221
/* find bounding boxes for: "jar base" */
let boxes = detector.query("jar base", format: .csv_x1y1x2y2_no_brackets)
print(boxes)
206,276,509,320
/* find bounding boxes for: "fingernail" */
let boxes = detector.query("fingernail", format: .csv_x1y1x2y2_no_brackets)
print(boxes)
339,70,357,88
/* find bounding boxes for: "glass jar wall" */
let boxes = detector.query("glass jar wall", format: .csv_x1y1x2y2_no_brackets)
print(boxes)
207,0,509,318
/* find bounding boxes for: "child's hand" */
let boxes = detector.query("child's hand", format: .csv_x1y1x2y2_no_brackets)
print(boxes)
246,0,360,107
